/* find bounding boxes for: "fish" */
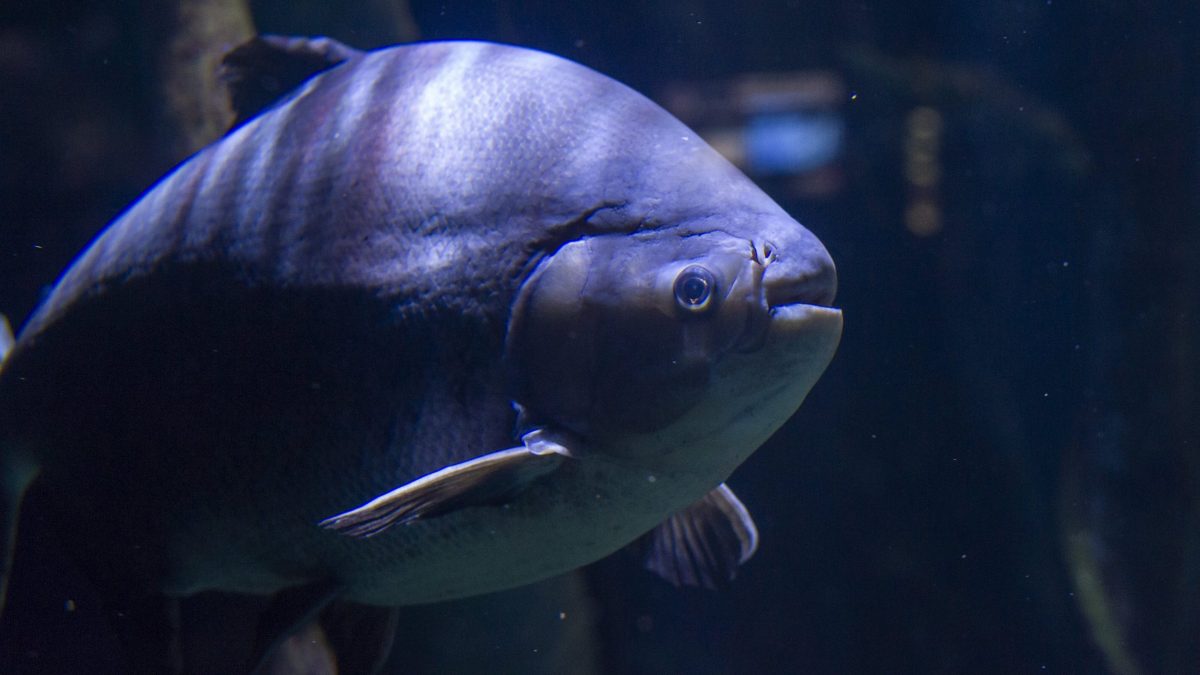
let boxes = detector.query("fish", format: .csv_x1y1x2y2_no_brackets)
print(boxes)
0,35,841,670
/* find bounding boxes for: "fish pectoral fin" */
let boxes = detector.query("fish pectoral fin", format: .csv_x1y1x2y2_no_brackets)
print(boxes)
320,430,574,538
220,35,364,128
639,483,760,590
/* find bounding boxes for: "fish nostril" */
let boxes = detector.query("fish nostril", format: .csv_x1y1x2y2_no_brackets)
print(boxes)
753,240,777,266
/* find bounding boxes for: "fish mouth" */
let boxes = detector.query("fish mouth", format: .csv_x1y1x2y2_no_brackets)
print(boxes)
739,254,841,350
735,299,841,354
737,233,840,351
761,244,840,334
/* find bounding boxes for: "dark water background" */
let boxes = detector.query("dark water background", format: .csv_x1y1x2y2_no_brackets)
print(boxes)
0,1,1196,673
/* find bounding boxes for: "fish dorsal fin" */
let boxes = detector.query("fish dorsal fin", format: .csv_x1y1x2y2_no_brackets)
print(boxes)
220,35,363,127
320,429,574,537
640,483,760,590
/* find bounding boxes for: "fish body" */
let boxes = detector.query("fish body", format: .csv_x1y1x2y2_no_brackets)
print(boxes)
0,38,840,614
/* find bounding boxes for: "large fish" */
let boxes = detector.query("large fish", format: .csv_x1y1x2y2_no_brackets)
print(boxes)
0,36,841,669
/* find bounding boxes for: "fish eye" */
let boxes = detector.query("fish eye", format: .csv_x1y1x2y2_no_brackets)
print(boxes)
673,265,717,313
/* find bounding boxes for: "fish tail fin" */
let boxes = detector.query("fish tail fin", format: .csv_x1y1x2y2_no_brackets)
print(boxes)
0,312,37,618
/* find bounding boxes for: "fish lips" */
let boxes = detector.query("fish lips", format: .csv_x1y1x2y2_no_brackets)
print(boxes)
767,302,844,345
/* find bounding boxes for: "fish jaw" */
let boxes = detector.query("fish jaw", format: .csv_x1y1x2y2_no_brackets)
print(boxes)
599,301,843,483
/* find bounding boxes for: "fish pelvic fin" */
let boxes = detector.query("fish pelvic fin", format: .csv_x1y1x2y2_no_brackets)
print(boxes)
320,429,574,538
638,483,760,590
0,451,39,618
250,579,343,674
252,591,400,675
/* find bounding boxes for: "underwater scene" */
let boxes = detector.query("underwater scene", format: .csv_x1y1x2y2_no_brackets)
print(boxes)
0,1,1195,673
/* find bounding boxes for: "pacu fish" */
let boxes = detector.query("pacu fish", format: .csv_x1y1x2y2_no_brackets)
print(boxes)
0,35,840,664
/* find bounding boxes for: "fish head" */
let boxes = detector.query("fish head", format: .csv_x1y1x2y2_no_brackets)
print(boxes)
492,44,843,478
507,206,842,477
